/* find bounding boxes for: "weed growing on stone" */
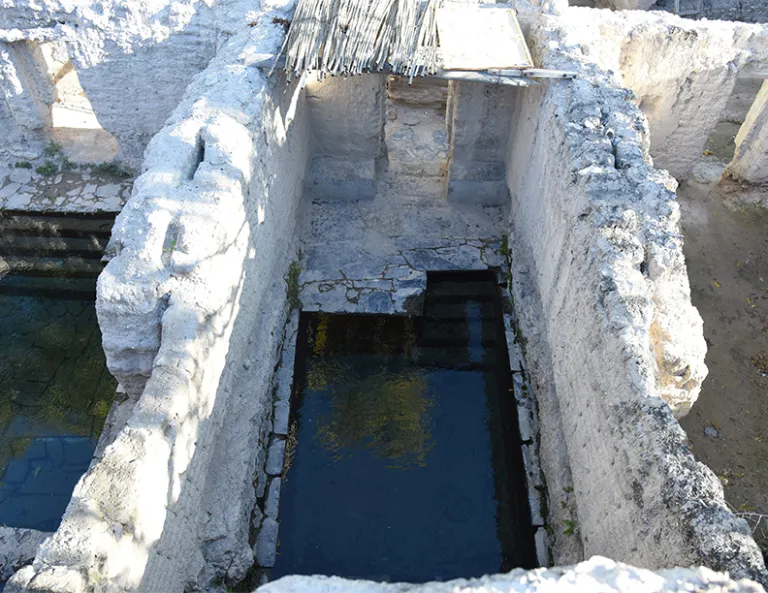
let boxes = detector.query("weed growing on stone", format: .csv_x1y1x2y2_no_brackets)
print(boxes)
14,161,32,169
563,519,578,536
286,259,302,311
500,234,509,257
61,156,77,171
43,141,63,157
35,160,59,177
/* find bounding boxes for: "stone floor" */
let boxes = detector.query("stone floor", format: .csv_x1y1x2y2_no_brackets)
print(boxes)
297,192,508,314
0,162,133,213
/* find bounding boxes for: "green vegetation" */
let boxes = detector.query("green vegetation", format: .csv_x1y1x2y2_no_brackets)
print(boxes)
286,258,301,311
14,161,32,169
60,156,77,171
563,519,578,536
35,160,59,177
43,141,63,157
499,234,509,257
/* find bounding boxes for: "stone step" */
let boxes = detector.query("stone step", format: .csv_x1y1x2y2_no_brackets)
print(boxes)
1,255,104,278
0,211,115,238
0,234,107,259
412,345,500,370
424,301,496,320
0,276,97,299
426,280,499,299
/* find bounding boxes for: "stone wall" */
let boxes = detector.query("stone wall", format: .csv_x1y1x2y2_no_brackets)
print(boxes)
504,12,766,585
0,0,273,167
304,75,386,200
726,80,768,183
258,557,765,593
554,7,768,181
5,3,311,590
447,80,518,204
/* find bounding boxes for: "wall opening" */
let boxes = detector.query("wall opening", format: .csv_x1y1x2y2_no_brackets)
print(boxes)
274,271,536,582
37,42,119,164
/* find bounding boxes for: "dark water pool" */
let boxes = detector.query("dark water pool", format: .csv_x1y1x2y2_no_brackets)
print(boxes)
274,272,535,582
0,294,115,532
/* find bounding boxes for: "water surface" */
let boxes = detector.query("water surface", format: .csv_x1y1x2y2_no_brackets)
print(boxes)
275,273,535,581
0,294,114,531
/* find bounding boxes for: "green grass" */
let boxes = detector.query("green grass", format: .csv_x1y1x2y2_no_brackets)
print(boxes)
14,161,32,169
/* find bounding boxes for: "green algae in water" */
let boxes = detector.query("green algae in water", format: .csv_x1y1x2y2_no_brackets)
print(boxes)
0,295,115,531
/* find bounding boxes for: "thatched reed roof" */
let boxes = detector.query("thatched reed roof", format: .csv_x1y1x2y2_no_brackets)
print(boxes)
282,0,442,79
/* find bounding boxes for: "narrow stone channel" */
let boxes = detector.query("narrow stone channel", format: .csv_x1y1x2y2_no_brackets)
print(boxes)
274,271,535,582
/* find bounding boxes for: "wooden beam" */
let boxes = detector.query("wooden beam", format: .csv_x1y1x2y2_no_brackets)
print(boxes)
250,54,576,84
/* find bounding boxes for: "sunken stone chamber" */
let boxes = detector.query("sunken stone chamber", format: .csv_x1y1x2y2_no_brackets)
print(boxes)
9,4,768,591
275,272,536,581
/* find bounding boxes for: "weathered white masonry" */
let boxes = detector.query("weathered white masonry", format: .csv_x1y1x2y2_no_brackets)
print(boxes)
2,0,768,591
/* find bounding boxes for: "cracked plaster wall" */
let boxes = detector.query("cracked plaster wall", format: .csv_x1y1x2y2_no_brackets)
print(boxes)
503,11,766,585
555,7,768,180
6,3,311,590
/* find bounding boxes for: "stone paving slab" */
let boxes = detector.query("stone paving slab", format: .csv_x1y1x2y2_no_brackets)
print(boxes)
298,196,509,314
0,162,133,213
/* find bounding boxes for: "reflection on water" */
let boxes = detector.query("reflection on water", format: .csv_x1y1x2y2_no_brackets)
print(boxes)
0,295,115,531
309,359,433,469
275,272,535,582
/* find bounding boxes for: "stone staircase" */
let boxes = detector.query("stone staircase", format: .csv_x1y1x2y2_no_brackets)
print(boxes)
415,271,503,371
0,210,114,299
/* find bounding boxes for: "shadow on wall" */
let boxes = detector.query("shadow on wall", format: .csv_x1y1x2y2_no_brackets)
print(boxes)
2,0,221,168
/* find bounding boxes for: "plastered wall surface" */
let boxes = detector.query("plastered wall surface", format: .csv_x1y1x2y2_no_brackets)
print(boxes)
556,7,768,180
447,80,517,203
304,74,386,200
504,11,766,585
5,3,311,589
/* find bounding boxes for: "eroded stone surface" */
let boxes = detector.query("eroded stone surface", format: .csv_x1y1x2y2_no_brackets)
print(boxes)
0,527,49,582
259,557,766,593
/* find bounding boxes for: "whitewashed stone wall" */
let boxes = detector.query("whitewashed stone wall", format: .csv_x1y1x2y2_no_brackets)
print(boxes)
504,11,766,585
555,7,768,181
5,3,311,590
0,0,275,166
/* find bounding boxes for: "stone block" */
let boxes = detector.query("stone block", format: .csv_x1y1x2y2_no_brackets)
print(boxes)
273,401,290,436
265,478,281,519
266,439,286,476
254,518,279,568
534,527,549,567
